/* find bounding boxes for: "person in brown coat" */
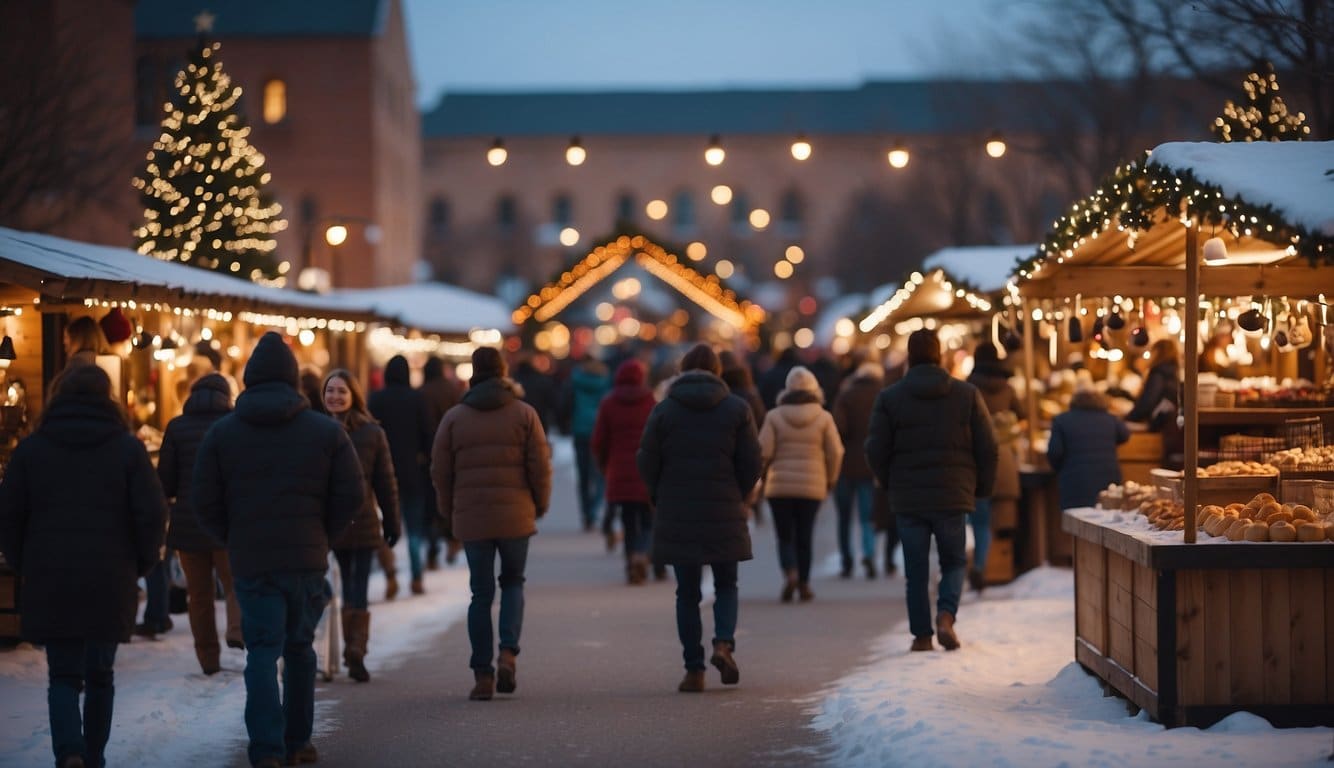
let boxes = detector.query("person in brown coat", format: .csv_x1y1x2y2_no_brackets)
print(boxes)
323,369,401,683
431,347,551,701
420,356,463,570
832,361,884,580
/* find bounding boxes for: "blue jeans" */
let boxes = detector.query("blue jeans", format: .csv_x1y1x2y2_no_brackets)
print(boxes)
572,434,604,528
897,512,967,639
615,502,653,559
834,478,877,566
401,492,427,581
46,640,117,768
334,548,374,610
233,572,330,766
969,498,993,574
142,555,170,629
672,562,738,671
463,537,530,672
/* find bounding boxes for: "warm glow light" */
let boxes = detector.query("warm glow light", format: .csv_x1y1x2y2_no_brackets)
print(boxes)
565,136,586,166
774,261,794,279
835,318,856,337
715,259,735,279
793,328,815,348
749,209,770,230
559,227,580,247
887,146,910,168
704,134,725,166
612,277,641,300
686,241,707,261
985,134,1007,158
487,138,507,166
297,329,316,347
645,199,668,220
785,245,804,264
710,185,733,205
790,136,812,161
595,302,614,322
324,225,348,247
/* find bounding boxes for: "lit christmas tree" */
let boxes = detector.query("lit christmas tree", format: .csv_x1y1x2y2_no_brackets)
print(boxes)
132,12,287,283
1211,62,1311,142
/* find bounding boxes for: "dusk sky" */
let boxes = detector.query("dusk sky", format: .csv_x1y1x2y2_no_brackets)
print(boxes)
403,0,1031,106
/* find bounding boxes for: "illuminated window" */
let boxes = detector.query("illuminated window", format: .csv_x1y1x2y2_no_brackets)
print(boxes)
262,79,287,124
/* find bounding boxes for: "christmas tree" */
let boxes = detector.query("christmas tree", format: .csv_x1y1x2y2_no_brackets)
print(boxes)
132,13,287,283
1211,62,1311,142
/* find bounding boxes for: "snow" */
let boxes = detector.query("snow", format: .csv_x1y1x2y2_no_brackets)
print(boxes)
922,244,1036,293
0,545,471,767
1148,141,1334,237
811,565,1333,767
327,283,514,336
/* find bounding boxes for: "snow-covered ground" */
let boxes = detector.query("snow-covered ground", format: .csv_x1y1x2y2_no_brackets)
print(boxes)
0,546,471,767
812,566,1333,767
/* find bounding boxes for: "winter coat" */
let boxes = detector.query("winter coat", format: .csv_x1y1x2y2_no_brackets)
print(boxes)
562,362,610,437
368,356,435,501
193,334,362,579
332,419,401,551
1048,391,1130,510
721,367,766,428
758,349,799,410
158,373,233,552
431,377,551,542
512,361,559,433
637,371,762,565
967,365,1026,420
831,370,881,482
420,370,462,433
1127,362,1179,427
0,395,166,643
759,390,844,500
591,361,655,504
865,364,999,518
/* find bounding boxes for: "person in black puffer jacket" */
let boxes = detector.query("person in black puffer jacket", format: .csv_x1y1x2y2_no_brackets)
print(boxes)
368,355,434,595
865,329,997,653
158,372,242,674
193,332,362,768
638,344,761,694
0,365,167,768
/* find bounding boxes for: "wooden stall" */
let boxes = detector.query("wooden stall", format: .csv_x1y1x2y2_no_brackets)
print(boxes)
1017,141,1334,725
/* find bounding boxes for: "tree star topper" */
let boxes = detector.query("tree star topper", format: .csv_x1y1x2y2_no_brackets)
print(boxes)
194,10,215,33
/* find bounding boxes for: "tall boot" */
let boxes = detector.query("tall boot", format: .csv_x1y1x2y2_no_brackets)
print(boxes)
378,545,399,601
344,610,371,682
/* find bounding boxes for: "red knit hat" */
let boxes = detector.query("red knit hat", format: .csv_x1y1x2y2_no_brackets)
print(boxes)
99,307,134,344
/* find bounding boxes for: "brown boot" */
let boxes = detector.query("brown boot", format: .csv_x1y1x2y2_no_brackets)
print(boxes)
383,575,399,601
285,743,318,765
677,669,706,693
469,670,494,700
496,648,517,694
780,569,798,603
343,609,370,683
797,582,815,602
709,641,739,685
910,635,935,652
936,612,961,651
410,578,425,596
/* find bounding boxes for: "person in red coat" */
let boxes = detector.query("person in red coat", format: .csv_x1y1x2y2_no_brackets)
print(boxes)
591,359,657,584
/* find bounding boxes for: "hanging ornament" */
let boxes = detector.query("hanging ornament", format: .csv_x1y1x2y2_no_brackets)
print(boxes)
1002,327,1023,352
1273,299,1292,350
1202,236,1228,264
1106,302,1126,330
1289,300,1314,348
1237,299,1267,335
1130,298,1149,347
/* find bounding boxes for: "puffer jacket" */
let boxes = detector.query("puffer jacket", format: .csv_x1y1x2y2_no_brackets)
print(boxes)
1049,391,1130,510
158,373,232,552
759,390,843,500
637,371,761,565
865,364,998,518
831,368,881,482
564,361,610,437
591,360,654,504
332,418,402,550
431,377,551,542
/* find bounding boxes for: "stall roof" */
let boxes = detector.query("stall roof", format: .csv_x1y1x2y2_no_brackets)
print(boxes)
858,268,995,334
327,283,514,337
0,226,379,321
922,244,1036,293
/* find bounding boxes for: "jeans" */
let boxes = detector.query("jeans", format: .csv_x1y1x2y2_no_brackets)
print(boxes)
463,537,530,672
401,492,427,581
897,511,967,639
141,554,170,629
334,548,374,610
572,434,604,528
615,501,653,560
768,497,820,584
233,571,330,766
46,640,117,768
673,562,738,671
969,498,993,574
874,487,900,571
177,549,242,671
834,478,877,567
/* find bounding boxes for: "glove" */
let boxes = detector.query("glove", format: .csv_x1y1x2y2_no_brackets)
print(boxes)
383,525,401,548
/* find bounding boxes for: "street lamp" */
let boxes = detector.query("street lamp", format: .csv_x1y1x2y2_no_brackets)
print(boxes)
887,142,910,169
790,134,812,161
704,134,725,166
985,131,1007,158
299,217,376,293
487,137,508,166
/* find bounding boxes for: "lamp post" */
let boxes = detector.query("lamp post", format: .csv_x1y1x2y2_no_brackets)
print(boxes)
299,216,380,293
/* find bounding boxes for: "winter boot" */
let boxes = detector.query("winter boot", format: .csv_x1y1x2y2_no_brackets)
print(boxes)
709,641,739,685
863,557,878,580
967,568,986,594
496,648,517,694
936,612,961,651
343,609,370,683
426,548,440,572
285,743,318,765
58,754,85,768
797,582,815,602
410,577,425,596
780,569,798,603
469,670,495,700
910,635,935,652
383,574,399,601
677,669,706,693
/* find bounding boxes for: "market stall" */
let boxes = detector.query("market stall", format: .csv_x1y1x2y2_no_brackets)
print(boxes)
1011,141,1334,726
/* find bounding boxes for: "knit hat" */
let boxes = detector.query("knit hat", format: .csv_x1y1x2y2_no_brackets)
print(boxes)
471,346,507,385
243,332,299,388
99,307,134,344
614,358,646,387
785,365,821,394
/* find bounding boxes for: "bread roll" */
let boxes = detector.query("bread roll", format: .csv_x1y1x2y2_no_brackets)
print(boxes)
1270,521,1297,541
1254,492,1277,505
1297,522,1326,542
1203,515,1228,537
1244,522,1270,542
1225,503,1246,515
1269,510,1294,525
1226,518,1250,541
1257,501,1283,521
1291,505,1315,522
1327,523,1334,541
1200,504,1224,518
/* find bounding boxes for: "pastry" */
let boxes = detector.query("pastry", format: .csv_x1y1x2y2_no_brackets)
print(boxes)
1269,521,1298,542
1244,522,1270,542
1297,522,1326,542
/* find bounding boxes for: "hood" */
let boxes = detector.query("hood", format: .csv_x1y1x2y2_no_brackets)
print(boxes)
462,377,520,411
423,356,444,382
243,332,299,388
183,373,233,416
903,364,955,400
613,359,646,387
1071,389,1109,411
234,381,309,426
384,355,411,387
667,371,730,411
38,396,127,447
777,387,823,407
773,398,825,428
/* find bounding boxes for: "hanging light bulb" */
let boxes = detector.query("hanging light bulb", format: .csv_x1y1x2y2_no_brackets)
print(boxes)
486,137,507,166
790,134,812,161
985,131,1007,158
704,134,725,166
565,136,586,166
887,143,910,169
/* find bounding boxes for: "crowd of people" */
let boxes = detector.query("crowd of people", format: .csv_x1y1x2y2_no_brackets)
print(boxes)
0,315,1179,768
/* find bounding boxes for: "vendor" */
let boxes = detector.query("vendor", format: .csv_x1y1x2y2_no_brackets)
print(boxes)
1126,338,1183,468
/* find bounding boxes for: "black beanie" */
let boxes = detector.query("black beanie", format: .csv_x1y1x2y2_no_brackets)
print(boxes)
243,332,299,388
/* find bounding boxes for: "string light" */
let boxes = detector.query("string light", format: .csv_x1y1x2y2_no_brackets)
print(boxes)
790,134,812,161
704,134,725,166
486,137,508,166
859,268,991,334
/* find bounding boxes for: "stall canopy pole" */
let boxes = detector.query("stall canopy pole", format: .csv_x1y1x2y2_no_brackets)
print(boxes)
1183,220,1199,543
1020,298,1040,465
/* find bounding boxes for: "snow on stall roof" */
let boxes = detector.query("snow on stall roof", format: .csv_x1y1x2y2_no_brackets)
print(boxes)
921,244,1035,293
1148,141,1334,237
0,226,376,318
328,283,514,335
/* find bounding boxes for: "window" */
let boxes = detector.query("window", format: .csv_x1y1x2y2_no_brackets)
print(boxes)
428,197,450,239
552,194,573,227
779,188,804,236
262,79,286,124
497,195,517,235
673,190,695,234
615,193,636,224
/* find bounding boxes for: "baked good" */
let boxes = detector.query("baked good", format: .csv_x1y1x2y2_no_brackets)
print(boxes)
1257,501,1283,520
1226,518,1250,541
1244,522,1270,542
1291,505,1315,522
1297,522,1326,542
1269,521,1298,542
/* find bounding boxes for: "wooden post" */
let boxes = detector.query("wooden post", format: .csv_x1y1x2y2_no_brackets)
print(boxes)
1183,223,1199,544
1021,298,1040,465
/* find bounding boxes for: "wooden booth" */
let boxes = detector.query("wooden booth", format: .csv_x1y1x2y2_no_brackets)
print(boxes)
1014,141,1334,726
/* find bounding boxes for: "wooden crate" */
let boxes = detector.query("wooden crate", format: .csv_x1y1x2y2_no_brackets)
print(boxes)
1064,508,1334,727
